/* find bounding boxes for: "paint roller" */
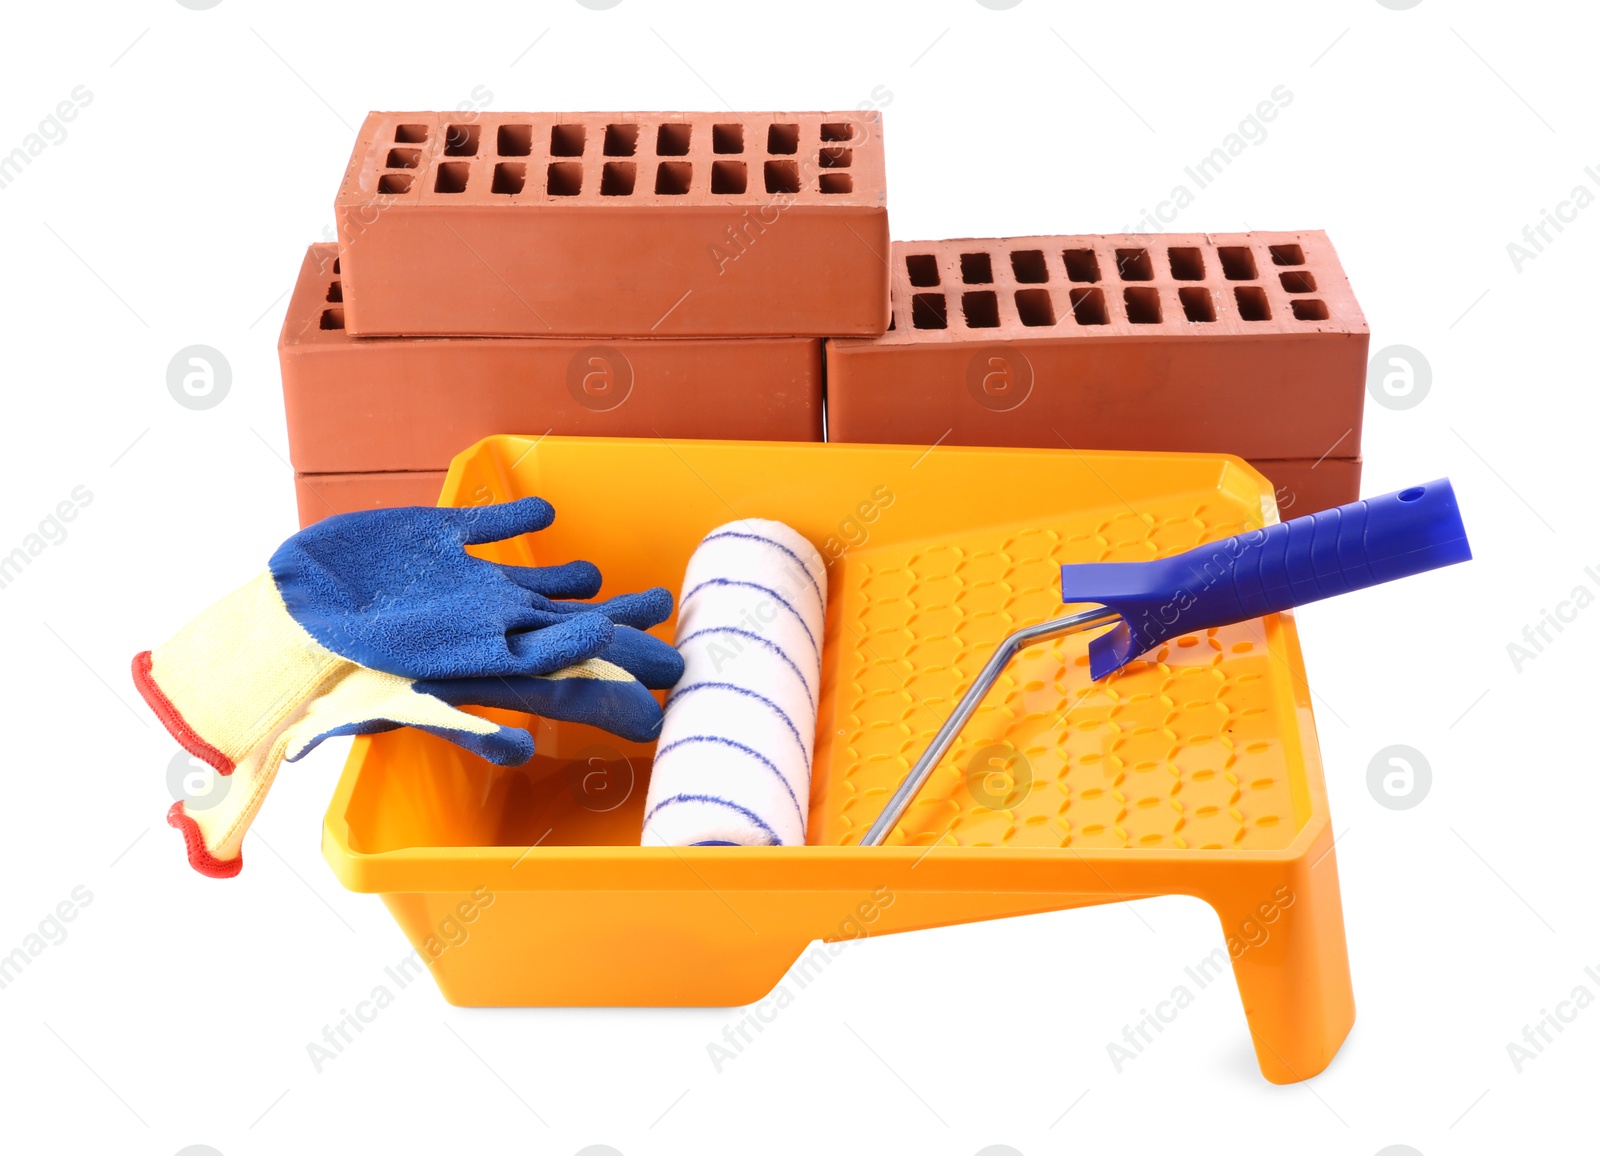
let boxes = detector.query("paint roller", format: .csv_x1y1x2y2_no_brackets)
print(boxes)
641,520,827,847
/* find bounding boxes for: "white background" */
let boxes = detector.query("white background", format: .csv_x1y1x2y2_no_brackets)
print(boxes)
1,1,1595,1153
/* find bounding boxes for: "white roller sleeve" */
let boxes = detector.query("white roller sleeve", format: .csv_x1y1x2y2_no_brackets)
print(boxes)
641,520,827,847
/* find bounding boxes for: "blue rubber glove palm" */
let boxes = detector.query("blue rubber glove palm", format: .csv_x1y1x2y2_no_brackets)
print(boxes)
271,497,672,678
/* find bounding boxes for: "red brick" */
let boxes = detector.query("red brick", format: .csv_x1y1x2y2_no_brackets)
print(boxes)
280,245,824,474
295,470,446,527
1253,456,1362,516
826,231,1366,466
336,111,890,337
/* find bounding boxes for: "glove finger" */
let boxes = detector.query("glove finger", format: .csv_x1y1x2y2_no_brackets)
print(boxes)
418,662,666,744
288,713,535,767
285,668,538,766
532,587,674,629
601,626,685,690
495,559,602,599
450,496,556,545
503,619,682,687
503,610,614,675
508,607,574,631
590,587,674,629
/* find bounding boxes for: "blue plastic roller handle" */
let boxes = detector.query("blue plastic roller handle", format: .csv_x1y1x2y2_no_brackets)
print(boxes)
1061,479,1472,680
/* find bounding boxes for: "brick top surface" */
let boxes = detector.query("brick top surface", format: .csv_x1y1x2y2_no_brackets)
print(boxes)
338,111,886,210
833,231,1365,346
279,244,349,348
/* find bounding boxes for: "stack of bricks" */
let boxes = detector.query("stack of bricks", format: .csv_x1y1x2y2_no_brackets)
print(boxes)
282,110,890,525
280,112,1369,524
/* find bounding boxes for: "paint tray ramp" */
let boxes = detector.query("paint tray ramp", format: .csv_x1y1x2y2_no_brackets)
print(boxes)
322,436,1353,1084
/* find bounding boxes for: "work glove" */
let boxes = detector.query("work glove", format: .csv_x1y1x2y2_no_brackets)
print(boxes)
169,633,681,877
134,499,684,876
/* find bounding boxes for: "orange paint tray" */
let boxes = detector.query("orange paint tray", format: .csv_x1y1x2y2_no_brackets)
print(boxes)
321,435,1354,1083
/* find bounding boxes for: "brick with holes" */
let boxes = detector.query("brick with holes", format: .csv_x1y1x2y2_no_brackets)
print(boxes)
279,244,823,486
336,111,890,337
826,232,1367,509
